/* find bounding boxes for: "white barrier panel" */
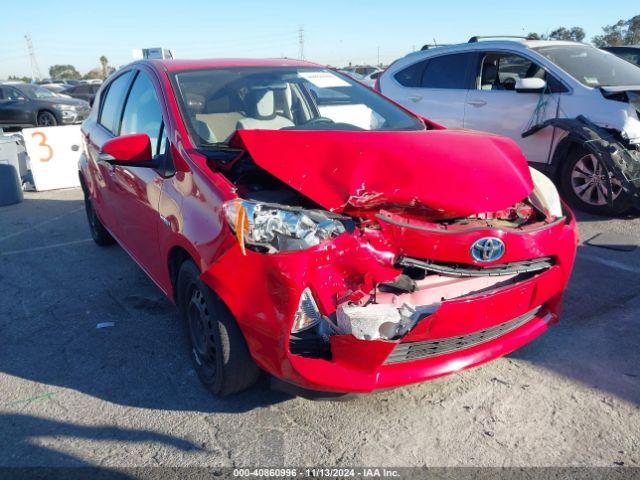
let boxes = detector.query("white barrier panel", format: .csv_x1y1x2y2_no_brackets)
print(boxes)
23,125,82,191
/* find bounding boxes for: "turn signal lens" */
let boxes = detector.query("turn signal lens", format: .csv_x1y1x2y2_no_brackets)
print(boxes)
292,289,322,333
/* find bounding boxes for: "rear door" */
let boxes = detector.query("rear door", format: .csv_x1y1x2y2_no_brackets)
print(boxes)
463,51,564,165
389,53,475,128
107,68,167,281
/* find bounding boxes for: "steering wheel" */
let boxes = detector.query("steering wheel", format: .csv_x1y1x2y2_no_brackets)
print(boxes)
304,117,335,126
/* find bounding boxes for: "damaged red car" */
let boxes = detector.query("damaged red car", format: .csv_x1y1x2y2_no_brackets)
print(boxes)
79,59,578,397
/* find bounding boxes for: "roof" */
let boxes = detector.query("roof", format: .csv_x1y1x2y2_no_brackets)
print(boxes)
146,58,321,72
401,39,592,63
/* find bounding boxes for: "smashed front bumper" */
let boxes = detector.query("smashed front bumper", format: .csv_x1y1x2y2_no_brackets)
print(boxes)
201,211,578,394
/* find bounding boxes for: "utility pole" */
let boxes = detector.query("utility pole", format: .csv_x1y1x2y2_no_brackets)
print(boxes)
24,33,42,81
298,25,305,60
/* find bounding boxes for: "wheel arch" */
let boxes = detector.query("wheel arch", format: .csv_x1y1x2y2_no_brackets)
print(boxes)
167,244,201,302
549,136,584,183
37,108,60,124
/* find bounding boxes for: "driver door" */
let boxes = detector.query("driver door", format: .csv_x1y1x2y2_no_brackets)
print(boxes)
463,52,564,166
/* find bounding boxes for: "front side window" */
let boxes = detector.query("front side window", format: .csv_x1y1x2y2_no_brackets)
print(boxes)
173,67,424,146
535,45,640,87
478,53,546,91
99,71,133,134
420,53,473,89
120,72,163,156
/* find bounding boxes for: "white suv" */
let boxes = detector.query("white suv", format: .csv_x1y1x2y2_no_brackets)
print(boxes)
378,39,640,215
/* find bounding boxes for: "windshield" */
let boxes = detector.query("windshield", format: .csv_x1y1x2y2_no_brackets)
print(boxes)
173,67,424,146
535,44,640,87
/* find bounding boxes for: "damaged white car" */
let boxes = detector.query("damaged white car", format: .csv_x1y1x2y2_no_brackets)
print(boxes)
378,38,640,215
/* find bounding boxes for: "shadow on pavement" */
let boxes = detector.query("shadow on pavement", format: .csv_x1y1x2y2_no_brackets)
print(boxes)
0,194,290,415
0,412,199,476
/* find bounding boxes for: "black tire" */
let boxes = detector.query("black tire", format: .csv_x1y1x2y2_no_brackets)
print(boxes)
176,260,259,396
37,111,58,127
83,192,115,246
559,145,632,216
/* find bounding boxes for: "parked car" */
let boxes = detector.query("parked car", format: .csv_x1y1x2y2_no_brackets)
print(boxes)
61,83,101,105
378,39,640,215
0,83,91,127
601,46,640,67
361,70,382,87
79,58,577,397
41,83,68,93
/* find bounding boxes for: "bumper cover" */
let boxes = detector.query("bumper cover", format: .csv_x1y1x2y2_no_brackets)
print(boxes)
201,211,578,394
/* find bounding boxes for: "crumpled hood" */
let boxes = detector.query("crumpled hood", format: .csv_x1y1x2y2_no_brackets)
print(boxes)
232,129,533,217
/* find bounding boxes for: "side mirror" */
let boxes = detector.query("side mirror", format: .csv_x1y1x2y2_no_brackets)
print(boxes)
98,133,154,166
515,77,547,93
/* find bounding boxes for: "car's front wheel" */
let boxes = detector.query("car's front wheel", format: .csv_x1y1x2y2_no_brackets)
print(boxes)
560,146,632,215
176,260,260,396
37,111,58,127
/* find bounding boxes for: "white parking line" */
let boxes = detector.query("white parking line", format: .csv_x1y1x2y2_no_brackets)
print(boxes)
0,207,84,243
0,238,93,256
577,251,640,274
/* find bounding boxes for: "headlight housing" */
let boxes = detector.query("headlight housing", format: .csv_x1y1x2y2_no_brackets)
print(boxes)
528,167,563,218
58,104,77,111
223,199,346,254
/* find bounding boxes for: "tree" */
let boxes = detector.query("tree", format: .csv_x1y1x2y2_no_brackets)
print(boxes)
48,64,81,80
526,26,585,42
8,75,32,83
83,68,103,80
592,15,640,47
549,26,585,42
99,56,109,80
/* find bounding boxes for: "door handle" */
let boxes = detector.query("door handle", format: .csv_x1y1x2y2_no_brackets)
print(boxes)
467,99,487,107
408,94,422,102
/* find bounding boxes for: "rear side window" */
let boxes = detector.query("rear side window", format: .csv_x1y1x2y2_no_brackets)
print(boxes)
98,71,133,134
420,53,473,89
120,72,163,156
394,60,428,87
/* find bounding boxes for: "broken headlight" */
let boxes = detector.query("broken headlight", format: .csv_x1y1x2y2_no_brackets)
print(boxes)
528,168,563,218
223,199,346,254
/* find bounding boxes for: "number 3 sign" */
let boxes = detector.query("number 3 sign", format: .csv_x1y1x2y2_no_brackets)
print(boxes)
23,125,82,191
31,131,54,162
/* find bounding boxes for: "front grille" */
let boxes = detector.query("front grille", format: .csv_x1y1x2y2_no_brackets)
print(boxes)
398,256,553,277
384,306,542,364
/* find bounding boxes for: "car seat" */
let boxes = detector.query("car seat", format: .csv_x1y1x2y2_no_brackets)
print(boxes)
236,88,294,130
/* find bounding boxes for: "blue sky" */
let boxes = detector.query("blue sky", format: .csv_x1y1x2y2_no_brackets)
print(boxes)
1,0,638,79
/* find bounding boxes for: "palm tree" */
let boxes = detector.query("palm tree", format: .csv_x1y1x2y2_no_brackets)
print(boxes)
99,56,109,80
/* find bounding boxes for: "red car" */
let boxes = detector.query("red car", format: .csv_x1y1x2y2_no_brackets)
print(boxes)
79,58,578,397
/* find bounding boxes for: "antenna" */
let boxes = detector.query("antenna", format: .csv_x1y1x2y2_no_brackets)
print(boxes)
298,25,305,60
24,33,42,80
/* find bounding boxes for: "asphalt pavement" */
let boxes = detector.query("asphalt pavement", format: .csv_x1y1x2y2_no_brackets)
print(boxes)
0,187,638,470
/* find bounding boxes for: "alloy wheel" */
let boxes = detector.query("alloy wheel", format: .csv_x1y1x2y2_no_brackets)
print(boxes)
37,112,56,127
570,154,623,206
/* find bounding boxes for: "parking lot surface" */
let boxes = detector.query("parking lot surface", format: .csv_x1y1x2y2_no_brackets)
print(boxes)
0,187,639,469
